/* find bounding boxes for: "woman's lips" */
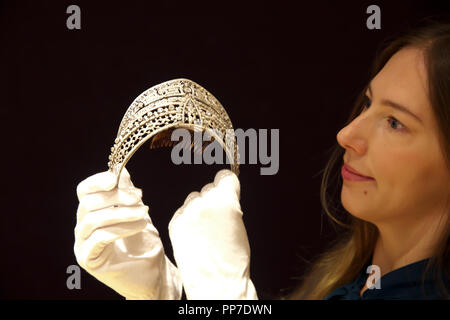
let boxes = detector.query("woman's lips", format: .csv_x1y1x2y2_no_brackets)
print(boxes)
341,164,375,182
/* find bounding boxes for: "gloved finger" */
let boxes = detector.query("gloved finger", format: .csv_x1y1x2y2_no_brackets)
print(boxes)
75,219,148,270
169,170,241,233
187,169,241,210
168,191,200,232
77,188,143,223
168,205,184,234
213,169,240,201
76,170,117,201
75,204,149,241
118,167,136,189
184,191,201,206
200,182,214,194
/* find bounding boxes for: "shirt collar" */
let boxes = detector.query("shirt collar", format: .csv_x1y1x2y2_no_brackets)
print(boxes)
325,258,449,300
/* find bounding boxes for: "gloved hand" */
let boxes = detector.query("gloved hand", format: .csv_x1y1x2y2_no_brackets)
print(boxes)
168,169,258,300
74,167,182,300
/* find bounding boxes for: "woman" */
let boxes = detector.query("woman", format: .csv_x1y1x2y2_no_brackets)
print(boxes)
74,19,450,300
287,18,450,300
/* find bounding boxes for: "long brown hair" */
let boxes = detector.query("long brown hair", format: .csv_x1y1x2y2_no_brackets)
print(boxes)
286,17,450,300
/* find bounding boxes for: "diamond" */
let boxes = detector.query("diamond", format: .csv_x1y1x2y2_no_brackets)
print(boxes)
183,86,192,94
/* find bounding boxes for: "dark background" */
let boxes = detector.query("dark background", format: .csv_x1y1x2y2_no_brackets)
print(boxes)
0,0,449,299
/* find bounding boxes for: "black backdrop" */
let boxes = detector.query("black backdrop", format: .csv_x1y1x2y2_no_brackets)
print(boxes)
1,0,449,299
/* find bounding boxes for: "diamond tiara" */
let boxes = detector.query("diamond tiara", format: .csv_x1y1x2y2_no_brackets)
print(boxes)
107,78,240,184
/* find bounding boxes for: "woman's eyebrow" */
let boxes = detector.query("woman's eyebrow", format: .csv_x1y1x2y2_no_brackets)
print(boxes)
368,84,423,124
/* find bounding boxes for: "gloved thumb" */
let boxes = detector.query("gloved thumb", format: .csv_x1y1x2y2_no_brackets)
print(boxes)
77,170,117,201
118,166,136,189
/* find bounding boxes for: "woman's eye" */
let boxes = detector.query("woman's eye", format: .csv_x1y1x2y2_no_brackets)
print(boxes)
387,117,405,131
360,94,406,132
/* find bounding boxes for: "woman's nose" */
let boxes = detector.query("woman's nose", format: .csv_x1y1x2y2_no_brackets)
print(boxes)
336,115,368,155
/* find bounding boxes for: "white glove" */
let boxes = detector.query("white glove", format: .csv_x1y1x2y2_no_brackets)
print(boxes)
168,169,258,300
74,167,182,300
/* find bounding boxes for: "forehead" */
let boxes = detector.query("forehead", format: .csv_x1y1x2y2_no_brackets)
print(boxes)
371,47,430,124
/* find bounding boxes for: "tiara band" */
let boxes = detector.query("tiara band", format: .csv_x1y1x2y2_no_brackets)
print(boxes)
107,78,240,184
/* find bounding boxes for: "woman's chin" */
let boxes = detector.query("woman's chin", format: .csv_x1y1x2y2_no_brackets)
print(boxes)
340,190,376,223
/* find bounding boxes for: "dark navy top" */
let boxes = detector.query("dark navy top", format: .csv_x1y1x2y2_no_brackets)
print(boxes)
324,258,450,300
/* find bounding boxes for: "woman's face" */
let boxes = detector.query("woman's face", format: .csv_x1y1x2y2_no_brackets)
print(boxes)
337,47,450,227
